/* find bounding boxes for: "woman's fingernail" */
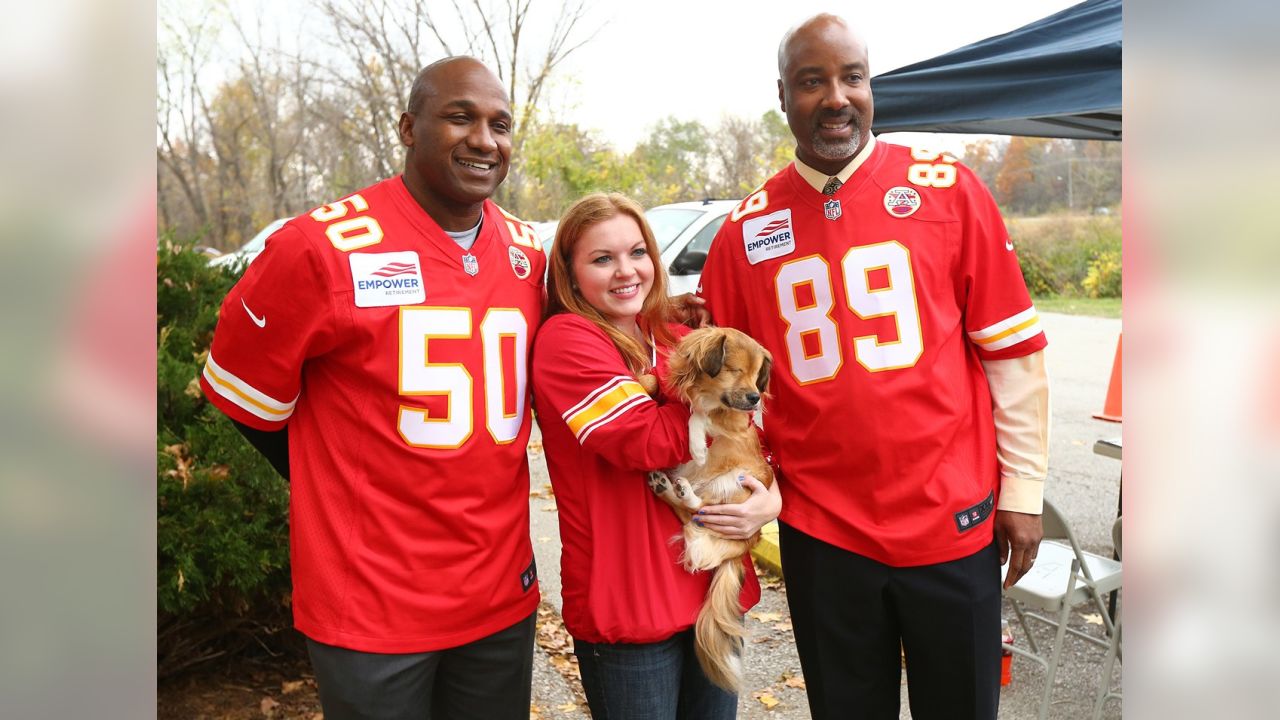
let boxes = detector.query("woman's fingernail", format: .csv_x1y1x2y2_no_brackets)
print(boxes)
693,518,703,527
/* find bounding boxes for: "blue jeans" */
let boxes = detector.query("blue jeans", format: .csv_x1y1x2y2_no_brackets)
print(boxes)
573,629,737,720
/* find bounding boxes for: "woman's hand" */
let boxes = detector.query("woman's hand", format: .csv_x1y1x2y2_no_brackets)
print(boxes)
693,474,781,540
671,293,711,328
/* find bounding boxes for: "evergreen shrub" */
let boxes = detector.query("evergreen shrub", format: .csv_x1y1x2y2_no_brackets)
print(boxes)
156,237,293,677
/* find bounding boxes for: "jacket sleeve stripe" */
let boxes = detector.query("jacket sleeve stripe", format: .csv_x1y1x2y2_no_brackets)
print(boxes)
564,377,651,441
203,352,297,421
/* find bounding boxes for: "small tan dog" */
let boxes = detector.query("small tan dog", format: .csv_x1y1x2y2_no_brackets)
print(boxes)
644,326,774,692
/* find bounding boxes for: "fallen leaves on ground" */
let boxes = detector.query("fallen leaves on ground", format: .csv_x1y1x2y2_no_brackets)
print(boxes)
748,611,783,623
530,482,554,499
755,566,783,590
535,602,587,705
528,440,544,453
280,679,312,695
158,653,323,719
752,689,781,709
1082,612,1104,625
780,670,806,689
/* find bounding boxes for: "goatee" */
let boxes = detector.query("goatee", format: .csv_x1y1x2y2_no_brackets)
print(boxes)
811,116,863,161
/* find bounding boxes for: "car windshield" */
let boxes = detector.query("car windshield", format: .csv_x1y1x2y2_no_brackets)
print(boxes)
644,209,703,252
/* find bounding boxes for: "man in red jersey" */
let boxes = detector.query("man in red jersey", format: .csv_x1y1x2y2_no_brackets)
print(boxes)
200,57,545,719
697,15,1049,720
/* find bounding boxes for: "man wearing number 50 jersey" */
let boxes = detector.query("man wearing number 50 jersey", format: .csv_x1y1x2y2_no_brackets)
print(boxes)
200,57,545,720
698,15,1049,720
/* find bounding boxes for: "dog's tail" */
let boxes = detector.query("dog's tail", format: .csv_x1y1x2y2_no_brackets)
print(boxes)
695,558,747,692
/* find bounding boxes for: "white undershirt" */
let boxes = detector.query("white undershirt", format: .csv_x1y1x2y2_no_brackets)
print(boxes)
445,216,482,251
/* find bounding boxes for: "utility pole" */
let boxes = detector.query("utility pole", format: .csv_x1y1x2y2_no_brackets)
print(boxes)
1067,158,1074,212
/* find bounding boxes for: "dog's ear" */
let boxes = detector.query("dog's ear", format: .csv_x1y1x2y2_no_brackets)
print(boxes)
699,332,727,377
756,352,772,394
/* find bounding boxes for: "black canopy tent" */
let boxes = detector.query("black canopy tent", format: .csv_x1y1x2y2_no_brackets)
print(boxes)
870,0,1121,141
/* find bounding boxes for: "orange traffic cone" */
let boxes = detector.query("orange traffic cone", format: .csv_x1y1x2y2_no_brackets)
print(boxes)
1093,334,1122,422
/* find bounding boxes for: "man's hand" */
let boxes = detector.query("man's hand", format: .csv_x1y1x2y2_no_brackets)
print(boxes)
671,293,711,328
994,510,1043,589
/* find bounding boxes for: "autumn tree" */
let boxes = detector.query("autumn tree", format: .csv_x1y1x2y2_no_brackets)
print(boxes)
157,0,600,247
993,136,1059,214
157,10,218,238
707,110,793,199
310,0,598,209
960,138,1004,189
514,121,633,220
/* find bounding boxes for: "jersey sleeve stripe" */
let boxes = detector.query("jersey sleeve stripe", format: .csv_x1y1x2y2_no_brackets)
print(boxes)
203,353,298,421
974,319,1044,351
969,307,1037,341
972,314,1040,345
564,378,651,441
562,376,634,420
576,394,651,444
970,316,1044,352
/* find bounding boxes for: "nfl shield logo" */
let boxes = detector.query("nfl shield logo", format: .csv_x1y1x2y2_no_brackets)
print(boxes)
959,514,970,527
824,198,841,221
462,253,480,276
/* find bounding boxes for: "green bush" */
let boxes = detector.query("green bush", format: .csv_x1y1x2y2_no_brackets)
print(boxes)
1081,249,1122,298
157,236,293,677
1008,214,1122,298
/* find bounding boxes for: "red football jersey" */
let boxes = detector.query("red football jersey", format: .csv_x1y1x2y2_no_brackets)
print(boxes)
531,314,761,643
700,142,1047,567
200,176,547,652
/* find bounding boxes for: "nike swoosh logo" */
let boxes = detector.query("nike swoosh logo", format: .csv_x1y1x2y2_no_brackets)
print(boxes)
1005,240,1015,251
242,298,266,328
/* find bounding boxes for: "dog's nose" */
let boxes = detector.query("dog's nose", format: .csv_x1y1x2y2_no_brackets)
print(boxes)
746,392,760,406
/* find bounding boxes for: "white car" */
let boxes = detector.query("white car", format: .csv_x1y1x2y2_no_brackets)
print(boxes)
529,220,559,247
208,217,290,271
644,199,738,296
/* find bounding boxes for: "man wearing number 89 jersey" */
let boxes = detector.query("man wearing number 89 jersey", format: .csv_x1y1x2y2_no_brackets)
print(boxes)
200,58,545,719
698,15,1049,720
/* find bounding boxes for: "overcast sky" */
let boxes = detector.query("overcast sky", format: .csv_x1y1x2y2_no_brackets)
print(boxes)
193,0,1083,154
554,0,1081,152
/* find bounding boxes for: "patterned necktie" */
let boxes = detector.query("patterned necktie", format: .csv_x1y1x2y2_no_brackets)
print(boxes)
822,176,843,196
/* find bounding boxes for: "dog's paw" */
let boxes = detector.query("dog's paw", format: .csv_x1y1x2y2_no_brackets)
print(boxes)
673,477,702,510
646,470,671,496
636,373,659,397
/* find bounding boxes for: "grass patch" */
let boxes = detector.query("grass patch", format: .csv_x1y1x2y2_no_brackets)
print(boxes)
1034,295,1121,318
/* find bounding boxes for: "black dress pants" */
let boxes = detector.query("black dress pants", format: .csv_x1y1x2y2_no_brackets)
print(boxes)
779,522,1002,720
305,610,535,720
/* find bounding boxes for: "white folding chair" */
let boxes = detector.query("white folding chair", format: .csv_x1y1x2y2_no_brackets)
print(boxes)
1092,516,1123,719
1001,499,1122,720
